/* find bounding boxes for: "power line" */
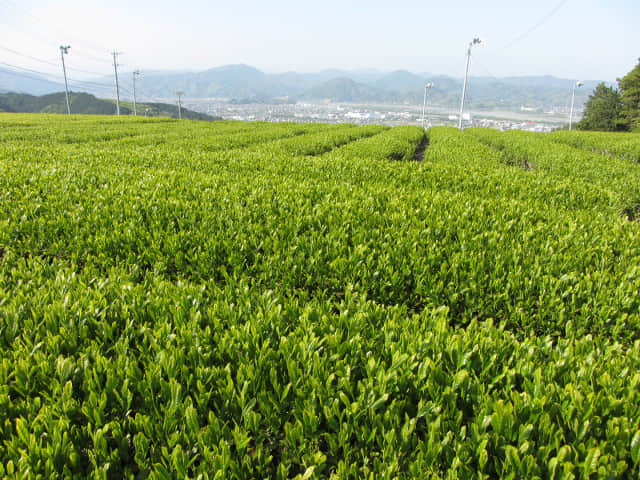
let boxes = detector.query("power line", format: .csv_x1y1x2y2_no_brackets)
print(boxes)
0,64,59,84
2,59,142,100
0,23,110,70
470,56,500,82
500,0,570,50
0,61,60,79
1,59,169,112
0,0,116,77
1,61,115,93
0,44,111,77
1,44,58,67
69,80,115,93
0,0,112,60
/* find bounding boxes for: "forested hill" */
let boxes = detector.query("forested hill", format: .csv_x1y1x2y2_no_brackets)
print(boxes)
0,92,218,120
1,64,602,110
127,65,600,109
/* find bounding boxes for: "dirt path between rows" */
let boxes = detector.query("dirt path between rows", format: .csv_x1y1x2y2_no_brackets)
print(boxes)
413,135,428,161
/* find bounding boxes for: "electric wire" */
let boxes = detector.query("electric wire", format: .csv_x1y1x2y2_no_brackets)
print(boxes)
0,65,58,83
0,0,117,79
0,44,112,77
1,60,169,105
1,61,61,80
0,26,112,71
1,61,119,96
469,56,501,82
500,0,570,50
0,0,113,61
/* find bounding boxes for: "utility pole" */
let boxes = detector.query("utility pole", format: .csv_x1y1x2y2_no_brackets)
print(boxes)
176,91,184,120
112,51,122,115
421,82,434,129
569,80,584,131
59,45,71,115
458,37,482,129
132,70,140,116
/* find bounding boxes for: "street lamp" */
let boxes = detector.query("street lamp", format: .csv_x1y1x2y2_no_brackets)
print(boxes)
569,80,584,131
421,82,434,129
132,70,140,116
176,91,184,120
458,37,482,129
59,45,71,115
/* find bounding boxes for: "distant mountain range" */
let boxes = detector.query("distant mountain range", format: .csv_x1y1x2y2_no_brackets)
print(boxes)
1,64,602,110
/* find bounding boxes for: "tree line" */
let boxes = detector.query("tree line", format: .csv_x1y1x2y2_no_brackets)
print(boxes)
577,58,640,132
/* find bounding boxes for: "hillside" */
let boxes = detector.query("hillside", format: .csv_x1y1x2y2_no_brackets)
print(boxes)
134,64,293,99
0,64,600,109
0,91,218,120
129,65,599,108
1,114,640,478
371,70,428,92
297,77,401,103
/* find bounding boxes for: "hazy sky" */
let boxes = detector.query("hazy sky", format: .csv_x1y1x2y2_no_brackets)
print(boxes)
1,0,638,83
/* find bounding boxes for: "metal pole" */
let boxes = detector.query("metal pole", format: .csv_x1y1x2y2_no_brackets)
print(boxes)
458,44,472,129
60,46,71,115
425,83,433,128
569,81,583,130
458,37,481,129
569,86,576,130
421,84,427,129
112,52,121,115
133,70,140,116
176,91,184,120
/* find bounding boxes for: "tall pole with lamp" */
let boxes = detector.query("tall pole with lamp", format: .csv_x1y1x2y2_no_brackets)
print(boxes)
569,80,584,130
421,82,434,129
458,37,482,129
132,70,140,116
59,45,71,115
176,91,184,120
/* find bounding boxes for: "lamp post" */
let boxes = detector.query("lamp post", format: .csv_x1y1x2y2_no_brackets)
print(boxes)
569,80,584,131
458,37,482,129
132,70,140,116
59,45,71,115
421,82,434,129
112,51,122,115
176,91,184,120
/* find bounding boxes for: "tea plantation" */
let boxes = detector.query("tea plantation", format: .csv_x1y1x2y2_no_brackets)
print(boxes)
1,114,639,479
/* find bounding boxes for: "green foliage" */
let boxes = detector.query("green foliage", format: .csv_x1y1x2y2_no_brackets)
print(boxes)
1,115,640,478
0,92,217,120
618,58,640,131
548,130,640,163
576,82,623,132
0,92,126,115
